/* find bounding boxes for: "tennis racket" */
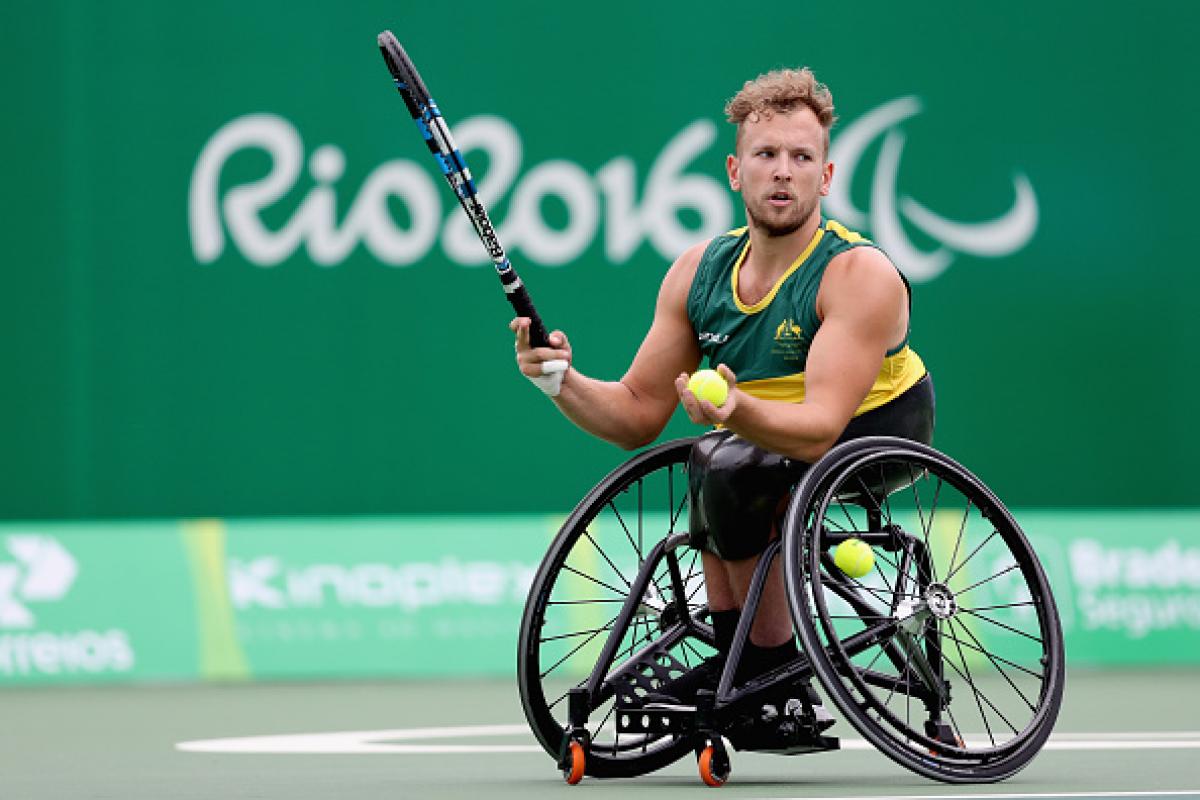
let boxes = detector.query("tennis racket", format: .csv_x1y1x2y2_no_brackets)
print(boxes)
377,30,551,348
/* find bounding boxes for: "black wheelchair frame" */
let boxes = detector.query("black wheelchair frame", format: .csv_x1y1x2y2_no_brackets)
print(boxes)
518,436,1065,787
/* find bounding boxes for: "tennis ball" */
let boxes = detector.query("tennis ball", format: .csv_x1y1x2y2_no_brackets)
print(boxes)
834,538,875,579
687,369,729,407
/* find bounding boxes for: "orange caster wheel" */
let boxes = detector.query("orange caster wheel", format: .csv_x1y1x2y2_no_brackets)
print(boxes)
698,743,730,787
563,739,586,785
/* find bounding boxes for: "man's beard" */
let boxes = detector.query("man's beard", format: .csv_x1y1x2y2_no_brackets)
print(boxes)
745,193,819,238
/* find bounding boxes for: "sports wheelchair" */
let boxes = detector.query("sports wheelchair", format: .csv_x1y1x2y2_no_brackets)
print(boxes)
518,436,1064,786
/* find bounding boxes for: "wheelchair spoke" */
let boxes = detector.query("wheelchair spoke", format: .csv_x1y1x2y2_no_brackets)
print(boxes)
959,600,1038,613
906,462,927,538
939,619,1022,736
927,476,944,540
879,619,918,713
879,462,895,526
957,607,1045,645
854,474,887,519
943,528,999,585
946,494,971,579
545,682,581,714
581,528,633,589
936,626,1046,680
871,545,903,573
904,464,942,585
669,473,688,534
948,617,1039,712
820,565,920,608
858,638,891,677
540,622,617,645
941,617,997,747
940,688,970,751
637,478,644,567
546,598,627,606
954,562,1022,598
560,563,628,598
604,501,642,571
681,637,707,667
836,496,859,533
540,618,617,680
591,700,617,747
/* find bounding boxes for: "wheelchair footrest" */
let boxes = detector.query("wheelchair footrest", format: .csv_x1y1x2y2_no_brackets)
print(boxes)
727,721,840,755
726,697,841,755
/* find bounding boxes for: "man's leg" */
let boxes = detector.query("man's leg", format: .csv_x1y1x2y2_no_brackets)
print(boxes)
701,550,738,613
722,551,792,648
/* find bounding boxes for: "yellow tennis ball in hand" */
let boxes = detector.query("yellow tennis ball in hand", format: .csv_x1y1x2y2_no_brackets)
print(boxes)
687,369,729,407
834,538,875,579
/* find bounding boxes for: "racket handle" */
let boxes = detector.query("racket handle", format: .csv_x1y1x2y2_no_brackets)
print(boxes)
507,283,551,349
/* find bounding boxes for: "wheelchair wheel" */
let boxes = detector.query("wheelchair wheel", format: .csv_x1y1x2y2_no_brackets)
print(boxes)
782,437,1065,783
518,438,712,778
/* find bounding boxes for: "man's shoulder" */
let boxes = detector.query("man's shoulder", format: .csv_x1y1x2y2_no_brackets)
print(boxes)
822,244,907,309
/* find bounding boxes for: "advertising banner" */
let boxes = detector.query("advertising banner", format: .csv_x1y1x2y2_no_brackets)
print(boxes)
0,523,196,683
2,510,1198,685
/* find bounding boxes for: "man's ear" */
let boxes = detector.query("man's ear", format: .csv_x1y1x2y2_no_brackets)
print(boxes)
727,153,741,192
819,160,834,196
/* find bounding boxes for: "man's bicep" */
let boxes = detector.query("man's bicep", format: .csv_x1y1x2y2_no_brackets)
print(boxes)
803,316,886,428
621,249,704,411
805,250,906,428
803,294,897,437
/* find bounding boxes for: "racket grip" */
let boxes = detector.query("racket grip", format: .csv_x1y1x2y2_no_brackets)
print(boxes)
507,284,551,349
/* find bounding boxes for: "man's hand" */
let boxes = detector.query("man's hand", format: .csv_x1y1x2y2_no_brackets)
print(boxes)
511,317,571,396
676,364,738,425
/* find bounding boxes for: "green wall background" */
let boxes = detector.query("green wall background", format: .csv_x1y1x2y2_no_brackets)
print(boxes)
2,1,1195,519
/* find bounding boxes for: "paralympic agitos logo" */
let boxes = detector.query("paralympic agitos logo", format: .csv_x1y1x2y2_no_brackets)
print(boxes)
189,97,1036,283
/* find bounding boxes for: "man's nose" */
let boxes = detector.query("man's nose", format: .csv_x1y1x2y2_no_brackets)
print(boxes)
772,156,792,180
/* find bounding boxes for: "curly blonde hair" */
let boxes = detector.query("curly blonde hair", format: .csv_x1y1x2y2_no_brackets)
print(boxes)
725,68,837,155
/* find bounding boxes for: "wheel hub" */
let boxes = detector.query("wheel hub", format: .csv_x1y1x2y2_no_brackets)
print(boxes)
924,582,958,620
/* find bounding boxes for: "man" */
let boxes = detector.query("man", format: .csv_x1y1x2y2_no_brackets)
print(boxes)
511,68,934,716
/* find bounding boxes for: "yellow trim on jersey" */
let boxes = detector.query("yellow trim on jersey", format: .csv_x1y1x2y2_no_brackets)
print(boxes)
738,347,927,417
823,218,869,244
731,226,826,314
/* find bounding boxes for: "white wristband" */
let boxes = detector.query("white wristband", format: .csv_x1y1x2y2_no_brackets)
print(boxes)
529,359,569,397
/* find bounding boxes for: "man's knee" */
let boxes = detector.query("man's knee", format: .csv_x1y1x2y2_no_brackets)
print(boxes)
687,431,806,561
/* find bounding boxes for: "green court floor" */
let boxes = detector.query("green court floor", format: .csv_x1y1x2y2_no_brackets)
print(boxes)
3,670,1198,799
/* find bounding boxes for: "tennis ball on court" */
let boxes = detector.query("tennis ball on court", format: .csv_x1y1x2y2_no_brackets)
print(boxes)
834,538,875,579
687,369,729,407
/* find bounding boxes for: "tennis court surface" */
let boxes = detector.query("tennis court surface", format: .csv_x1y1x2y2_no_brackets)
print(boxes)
4,670,1197,799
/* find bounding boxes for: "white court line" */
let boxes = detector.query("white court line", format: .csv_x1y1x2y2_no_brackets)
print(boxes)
175,727,1200,756
751,793,1200,800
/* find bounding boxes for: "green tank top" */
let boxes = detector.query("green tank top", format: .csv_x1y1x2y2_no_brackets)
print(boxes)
686,218,926,416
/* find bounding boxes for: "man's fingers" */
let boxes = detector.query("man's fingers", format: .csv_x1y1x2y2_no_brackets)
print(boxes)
675,373,707,424
526,346,570,363
511,317,531,350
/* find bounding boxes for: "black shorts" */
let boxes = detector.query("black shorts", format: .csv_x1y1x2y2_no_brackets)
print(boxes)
687,373,935,561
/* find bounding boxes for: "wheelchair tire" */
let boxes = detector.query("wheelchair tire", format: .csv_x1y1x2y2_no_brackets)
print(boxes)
782,437,1065,783
518,438,712,778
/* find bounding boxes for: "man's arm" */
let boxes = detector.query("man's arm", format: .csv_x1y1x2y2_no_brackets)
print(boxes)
513,241,706,449
676,246,908,462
